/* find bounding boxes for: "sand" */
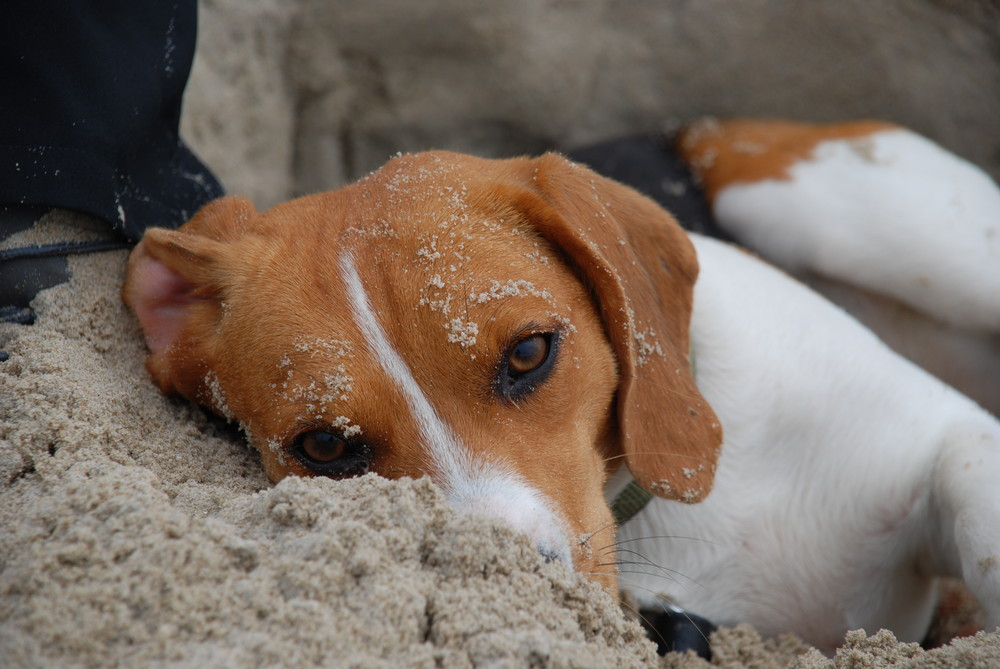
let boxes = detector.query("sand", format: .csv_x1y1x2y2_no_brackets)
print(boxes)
3,215,1000,668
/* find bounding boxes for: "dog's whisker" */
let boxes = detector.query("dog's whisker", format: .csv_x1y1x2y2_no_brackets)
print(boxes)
583,518,619,541
603,569,693,594
598,534,719,553
618,556,706,592
613,595,676,651
603,548,706,590
605,580,716,655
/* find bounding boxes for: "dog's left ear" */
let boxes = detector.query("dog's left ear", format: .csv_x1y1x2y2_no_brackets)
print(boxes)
515,153,722,502
122,196,257,400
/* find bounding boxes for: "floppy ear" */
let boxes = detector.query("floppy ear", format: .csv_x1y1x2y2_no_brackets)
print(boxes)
518,153,722,502
122,196,257,399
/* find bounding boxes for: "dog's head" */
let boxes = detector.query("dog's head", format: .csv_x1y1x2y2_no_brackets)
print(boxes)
122,152,722,591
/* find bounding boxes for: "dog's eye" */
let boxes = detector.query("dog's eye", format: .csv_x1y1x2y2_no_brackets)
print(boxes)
291,430,371,477
299,431,347,463
509,334,549,374
498,331,557,400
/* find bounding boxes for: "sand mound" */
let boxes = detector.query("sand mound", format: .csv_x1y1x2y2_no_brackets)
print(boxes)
2,214,999,668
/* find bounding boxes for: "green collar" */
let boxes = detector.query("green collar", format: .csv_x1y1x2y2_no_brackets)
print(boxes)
610,478,653,525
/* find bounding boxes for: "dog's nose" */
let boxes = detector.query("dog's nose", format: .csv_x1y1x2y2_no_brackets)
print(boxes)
538,547,563,564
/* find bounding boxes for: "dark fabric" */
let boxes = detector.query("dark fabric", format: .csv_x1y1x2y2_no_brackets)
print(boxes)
0,1,223,241
640,607,717,659
566,134,733,241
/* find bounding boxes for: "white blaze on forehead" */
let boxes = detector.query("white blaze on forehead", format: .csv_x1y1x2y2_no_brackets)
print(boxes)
341,253,465,475
339,253,573,565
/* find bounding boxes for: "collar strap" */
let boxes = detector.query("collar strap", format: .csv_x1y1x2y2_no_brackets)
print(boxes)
610,478,654,525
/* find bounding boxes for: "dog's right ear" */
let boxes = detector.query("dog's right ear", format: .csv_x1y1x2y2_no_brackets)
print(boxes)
122,196,257,398
507,153,723,503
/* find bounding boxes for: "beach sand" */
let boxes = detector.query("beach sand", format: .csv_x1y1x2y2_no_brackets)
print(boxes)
2,213,999,668
4,2,1000,665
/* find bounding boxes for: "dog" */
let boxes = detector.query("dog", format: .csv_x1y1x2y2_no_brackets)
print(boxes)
122,143,1000,654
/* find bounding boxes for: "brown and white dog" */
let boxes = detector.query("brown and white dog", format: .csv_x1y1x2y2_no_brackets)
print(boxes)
122,126,1000,653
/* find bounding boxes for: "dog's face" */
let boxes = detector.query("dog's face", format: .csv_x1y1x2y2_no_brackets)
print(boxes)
123,152,722,593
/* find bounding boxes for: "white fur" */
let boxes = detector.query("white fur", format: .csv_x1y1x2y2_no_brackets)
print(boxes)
615,235,1000,654
340,253,573,564
712,129,1000,331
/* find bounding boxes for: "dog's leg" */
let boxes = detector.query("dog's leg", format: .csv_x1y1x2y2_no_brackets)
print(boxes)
931,414,1000,628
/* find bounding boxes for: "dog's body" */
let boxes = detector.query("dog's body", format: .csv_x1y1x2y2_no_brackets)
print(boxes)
123,133,1000,653
612,234,1000,651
